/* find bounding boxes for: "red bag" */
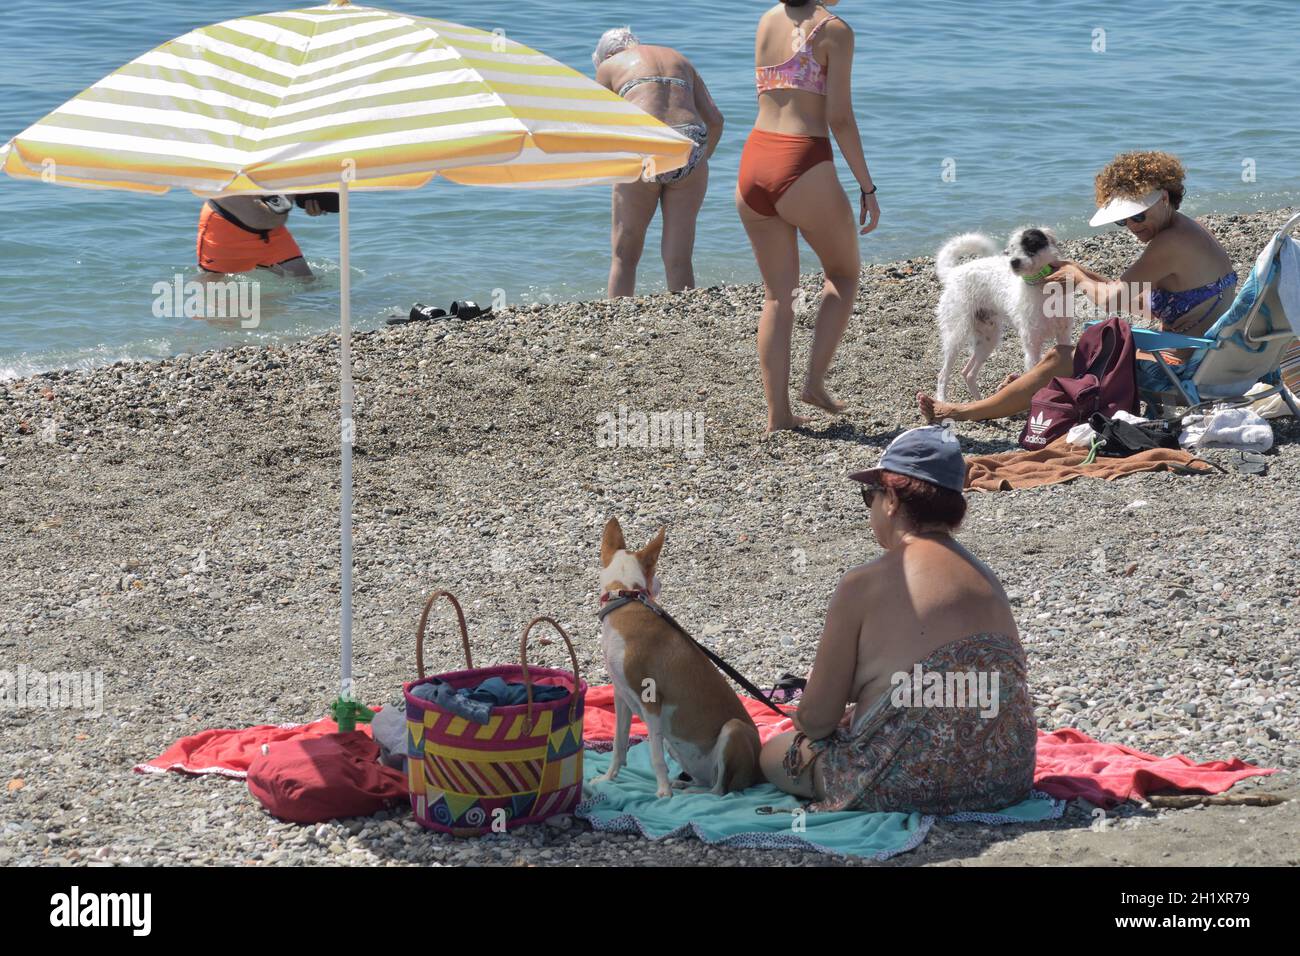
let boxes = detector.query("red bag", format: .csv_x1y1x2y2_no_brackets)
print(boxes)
1020,317,1138,449
247,730,406,824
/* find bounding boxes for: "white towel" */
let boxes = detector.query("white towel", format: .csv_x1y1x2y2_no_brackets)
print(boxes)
1179,405,1274,453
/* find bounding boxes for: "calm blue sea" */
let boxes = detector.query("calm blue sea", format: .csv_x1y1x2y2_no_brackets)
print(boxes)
2,0,1299,377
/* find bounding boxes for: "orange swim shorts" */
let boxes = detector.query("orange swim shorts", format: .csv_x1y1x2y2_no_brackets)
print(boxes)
197,203,303,274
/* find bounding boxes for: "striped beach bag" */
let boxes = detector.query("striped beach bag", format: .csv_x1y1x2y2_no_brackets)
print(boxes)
404,591,587,836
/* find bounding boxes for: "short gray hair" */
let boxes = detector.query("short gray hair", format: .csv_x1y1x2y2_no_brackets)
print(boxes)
593,26,639,69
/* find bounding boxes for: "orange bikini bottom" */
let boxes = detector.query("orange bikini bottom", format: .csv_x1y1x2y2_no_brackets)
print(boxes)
737,128,833,217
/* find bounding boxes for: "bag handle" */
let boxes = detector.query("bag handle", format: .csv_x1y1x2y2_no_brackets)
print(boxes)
415,590,472,679
1084,321,1118,378
518,616,583,731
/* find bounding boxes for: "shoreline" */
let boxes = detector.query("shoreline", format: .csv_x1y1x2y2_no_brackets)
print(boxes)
1,205,1296,867
3,202,1298,383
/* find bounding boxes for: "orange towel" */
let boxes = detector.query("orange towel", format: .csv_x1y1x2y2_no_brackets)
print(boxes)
964,436,1214,491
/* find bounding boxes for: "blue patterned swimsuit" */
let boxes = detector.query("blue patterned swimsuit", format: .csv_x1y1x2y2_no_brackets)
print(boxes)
1149,271,1237,329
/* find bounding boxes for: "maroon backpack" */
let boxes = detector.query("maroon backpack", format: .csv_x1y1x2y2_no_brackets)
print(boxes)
1019,317,1138,450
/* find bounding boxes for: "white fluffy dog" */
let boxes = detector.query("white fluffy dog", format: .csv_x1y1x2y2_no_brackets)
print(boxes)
933,227,1067,401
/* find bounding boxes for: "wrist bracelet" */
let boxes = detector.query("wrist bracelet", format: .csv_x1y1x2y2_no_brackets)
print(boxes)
861,184,878,196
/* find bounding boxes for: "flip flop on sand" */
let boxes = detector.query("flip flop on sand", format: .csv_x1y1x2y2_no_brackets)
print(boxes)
768,672,806,705
450,300,492,320
1233,451,1270,476
387,303,448,325
386,304,444,325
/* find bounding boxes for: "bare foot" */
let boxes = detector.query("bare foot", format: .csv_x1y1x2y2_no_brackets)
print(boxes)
916,391,966,424
766,414,813,434
799,385,848,415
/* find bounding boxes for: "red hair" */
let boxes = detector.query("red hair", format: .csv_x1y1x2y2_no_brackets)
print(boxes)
879,471,967,529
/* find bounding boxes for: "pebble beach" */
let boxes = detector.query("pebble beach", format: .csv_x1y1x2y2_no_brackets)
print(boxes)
1,206,1297,867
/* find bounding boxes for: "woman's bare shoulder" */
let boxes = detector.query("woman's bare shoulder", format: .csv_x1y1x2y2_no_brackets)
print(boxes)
823,11,854,35
755,6,782,37
1181,214,1232,254
839,552,901,595
1134,224,1188,269
1142,217,1221,273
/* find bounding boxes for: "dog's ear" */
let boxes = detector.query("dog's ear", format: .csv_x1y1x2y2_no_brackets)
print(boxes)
636,527,666,581
600,517,626,567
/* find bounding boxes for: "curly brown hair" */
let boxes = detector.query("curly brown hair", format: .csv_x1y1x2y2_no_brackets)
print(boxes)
1095,151,1186,210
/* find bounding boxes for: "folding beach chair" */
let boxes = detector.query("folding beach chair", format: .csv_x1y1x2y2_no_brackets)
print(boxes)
1132,211,1300,419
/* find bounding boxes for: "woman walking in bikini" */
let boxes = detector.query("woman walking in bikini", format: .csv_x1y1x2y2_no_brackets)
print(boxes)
739,0,880,433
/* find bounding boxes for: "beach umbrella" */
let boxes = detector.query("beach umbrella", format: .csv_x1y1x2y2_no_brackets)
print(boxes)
1,0,692,729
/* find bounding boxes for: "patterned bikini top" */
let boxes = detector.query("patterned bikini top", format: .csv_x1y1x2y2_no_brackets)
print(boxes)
1149,271,1238,326
755,14,840,96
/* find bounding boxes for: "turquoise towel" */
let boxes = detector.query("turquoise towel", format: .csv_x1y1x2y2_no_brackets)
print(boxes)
578,743,1063,861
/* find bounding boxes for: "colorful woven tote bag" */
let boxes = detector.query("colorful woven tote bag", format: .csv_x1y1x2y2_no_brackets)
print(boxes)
404,591,587,836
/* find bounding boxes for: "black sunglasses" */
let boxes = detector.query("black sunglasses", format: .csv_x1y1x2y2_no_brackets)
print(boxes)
1115,211,1148,227
860,484,882,508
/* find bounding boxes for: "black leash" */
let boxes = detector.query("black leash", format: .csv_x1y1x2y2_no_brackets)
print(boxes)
598,590,789,717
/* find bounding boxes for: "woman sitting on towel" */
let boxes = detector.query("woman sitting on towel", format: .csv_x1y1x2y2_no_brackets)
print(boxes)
760,427,1036,815
918,151,1237,423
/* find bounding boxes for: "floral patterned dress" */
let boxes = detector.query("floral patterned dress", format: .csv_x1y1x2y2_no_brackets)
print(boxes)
803,632,1036,815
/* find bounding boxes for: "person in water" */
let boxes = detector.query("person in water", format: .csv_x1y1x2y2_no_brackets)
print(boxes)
739,0,880,434
760,426,1036,814
197,194,330,279
594,27,725,298
917,151,1237,423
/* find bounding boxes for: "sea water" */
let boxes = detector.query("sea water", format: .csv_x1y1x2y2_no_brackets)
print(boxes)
2,0,1298,376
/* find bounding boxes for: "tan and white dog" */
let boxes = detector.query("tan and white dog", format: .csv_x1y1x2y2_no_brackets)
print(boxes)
595,518,761,798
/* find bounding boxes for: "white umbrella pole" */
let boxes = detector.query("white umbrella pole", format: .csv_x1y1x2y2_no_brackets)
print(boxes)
339,176,353,700
331,175,366,732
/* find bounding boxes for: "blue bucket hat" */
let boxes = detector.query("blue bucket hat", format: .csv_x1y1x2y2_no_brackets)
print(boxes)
849,426,966,494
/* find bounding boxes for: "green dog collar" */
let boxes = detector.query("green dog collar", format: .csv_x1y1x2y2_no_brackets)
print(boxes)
1022,264,1054,284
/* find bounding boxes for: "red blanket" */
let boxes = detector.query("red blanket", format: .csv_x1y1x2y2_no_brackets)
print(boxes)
138,689,1272,810
1033,728,1272,809
134,717,371,779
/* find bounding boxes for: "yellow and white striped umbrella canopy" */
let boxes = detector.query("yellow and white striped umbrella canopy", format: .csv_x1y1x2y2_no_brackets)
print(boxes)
0,1,692,195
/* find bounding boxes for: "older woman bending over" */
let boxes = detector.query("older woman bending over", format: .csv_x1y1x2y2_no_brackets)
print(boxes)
594,27,724,298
